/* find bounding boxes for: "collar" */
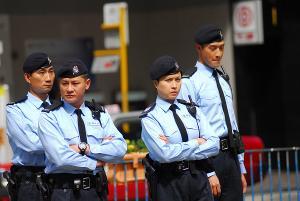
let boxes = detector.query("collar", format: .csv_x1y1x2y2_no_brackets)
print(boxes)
156,96,180,113
63,100,87,116
195,61,214,78
27,92,50,109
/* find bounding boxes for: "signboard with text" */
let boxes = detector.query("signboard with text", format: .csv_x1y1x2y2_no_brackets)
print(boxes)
233,0,264,45
103,2,129,49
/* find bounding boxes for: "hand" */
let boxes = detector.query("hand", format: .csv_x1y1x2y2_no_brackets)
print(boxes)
208,175,221,197
96,161,106,167
241,174,247,193
159,135,169,143
197,138,207,145
69,144,80,153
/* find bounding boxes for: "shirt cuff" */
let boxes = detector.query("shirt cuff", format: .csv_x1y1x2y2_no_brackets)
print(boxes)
240,163,246,174
207,171,216,177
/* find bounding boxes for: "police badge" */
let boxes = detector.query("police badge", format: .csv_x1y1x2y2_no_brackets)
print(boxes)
73,65,79,75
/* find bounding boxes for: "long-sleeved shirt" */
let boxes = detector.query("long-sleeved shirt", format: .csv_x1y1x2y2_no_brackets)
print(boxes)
141,96,219,163
38,100,127,174
6,92,50,166
178,61,246,174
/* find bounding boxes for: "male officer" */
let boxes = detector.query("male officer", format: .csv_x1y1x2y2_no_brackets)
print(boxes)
6,52,55,201
38,58,127,201
178,24,247,201
141,55,219,201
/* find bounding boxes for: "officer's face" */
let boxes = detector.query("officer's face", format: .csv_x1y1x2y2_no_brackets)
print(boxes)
196,40,225,68
24,66,55,98
59,75,91,108
154,71,181,102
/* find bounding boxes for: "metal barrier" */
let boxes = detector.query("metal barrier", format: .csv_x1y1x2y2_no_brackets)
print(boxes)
244,147,300,201
107,147,300,201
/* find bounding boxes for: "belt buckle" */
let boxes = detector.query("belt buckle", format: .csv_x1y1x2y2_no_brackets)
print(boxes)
82,177,91,190
178,161,189,171
220,139,229,151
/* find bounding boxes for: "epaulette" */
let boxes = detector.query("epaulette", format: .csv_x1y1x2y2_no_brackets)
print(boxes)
139,103,156,118
42,100,63,113
177,99,199,107
85,100,105,127
85,100,105,113
216,69,230,82
6,96,28,106
182,67,197,78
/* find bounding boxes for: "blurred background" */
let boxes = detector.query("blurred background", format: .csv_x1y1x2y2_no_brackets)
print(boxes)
0,0,299,149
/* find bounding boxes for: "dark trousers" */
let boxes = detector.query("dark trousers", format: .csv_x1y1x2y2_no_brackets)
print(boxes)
212,151,243,201
8,180,43,201
50,188,104,201
156,170,213,201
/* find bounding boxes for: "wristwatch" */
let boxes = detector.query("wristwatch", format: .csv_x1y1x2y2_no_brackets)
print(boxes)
78,142,88,155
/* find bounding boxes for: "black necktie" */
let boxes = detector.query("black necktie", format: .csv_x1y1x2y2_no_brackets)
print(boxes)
41,101,49,109
212,70,234,148
169,104,188,142
75,109,87,143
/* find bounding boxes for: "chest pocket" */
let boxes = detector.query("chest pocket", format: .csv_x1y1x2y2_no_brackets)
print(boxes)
184,120,200,139
199,86,220,107
87,122,104,140
63,128,79,144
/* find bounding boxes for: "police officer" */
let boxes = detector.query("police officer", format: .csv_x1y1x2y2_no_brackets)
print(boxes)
141,55,220,201
6,52,55,201
37,58,127,201
178,24,247,201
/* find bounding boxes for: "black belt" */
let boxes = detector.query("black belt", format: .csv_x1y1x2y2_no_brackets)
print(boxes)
10,165,45,183
47,173,97,190
11,165,45,174
158,160,209,174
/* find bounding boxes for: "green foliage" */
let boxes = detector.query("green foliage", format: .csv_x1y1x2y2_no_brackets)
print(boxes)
126,139,148,153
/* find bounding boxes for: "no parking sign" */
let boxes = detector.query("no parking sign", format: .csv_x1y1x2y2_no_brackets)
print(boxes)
233,0,264,45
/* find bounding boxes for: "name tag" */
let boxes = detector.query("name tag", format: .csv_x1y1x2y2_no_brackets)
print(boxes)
88,121,100,126
182,114,191,118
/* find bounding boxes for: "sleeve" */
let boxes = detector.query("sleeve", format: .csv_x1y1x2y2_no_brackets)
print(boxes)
197,108,220,158
178,78,197,102
238,153,246,174
6,105,44,153
38,112,97,171
141,115,208,163
88,113,127,163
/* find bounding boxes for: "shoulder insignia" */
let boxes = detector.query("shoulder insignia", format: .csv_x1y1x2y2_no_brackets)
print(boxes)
139,103,156,118
182,67,197,78
42,100,63,113
6,96,28,106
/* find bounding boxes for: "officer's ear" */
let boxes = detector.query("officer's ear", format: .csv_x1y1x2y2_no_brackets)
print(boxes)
24,73,32,84
153,80,159,89
85,78,91,91
195,44,202,51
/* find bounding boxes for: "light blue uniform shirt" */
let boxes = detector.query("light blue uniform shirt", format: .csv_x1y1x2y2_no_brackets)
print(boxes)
178,61,246,174
38,100,127,174
6,92,51,166
141,96,219,163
